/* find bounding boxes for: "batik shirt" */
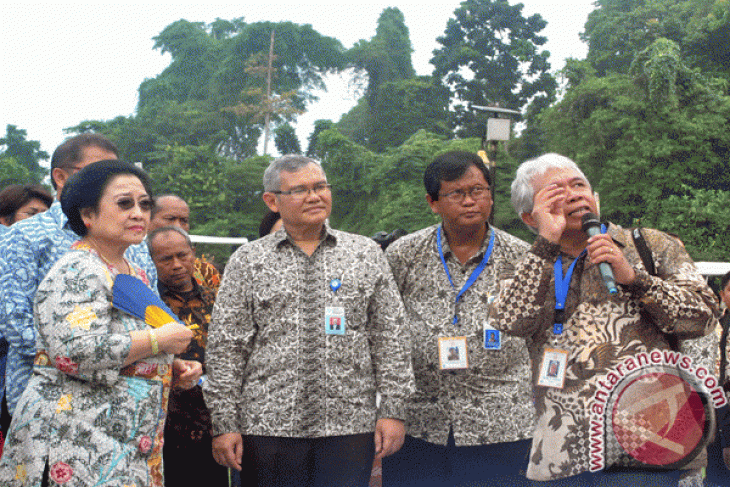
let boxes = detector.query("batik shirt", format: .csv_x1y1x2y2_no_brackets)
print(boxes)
0,245,173,487
159,280,217,443
0,201,157,415
385,224,533,446
193,256,220,295
204,224,415,438
491,225,719,481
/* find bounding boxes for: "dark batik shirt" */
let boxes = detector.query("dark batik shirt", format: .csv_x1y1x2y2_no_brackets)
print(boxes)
204,224,415,438
159,279,218,438
491,225,719,481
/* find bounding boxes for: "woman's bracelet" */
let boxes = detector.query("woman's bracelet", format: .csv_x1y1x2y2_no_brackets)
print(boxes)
149,329,159,355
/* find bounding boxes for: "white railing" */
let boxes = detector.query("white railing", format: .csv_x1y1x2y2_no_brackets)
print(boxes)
190,235,248,245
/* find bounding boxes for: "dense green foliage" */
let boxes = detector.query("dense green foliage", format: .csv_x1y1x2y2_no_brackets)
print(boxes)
8,2,729,266
540,0,730,261
0,125,48,186
431,0,557,138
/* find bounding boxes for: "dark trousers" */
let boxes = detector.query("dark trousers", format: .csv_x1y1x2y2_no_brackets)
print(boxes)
240,433,375,487
163,429,229,487
382,432,532,487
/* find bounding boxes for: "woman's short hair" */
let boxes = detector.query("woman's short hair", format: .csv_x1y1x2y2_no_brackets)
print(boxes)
511,153,589,217
263,155,322,193
61,160,151,236
0,184,53,224
259,210,282,238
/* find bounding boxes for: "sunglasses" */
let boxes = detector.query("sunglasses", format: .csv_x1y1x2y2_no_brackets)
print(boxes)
116,197,153,212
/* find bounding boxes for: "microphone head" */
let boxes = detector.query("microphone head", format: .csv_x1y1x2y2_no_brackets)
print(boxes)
581,212,601,232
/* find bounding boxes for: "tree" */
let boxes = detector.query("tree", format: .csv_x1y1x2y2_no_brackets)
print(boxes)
431,0,557,137
137,19,345,160
583,0,730,77
347,7,416,105
0,125,48,184
540,37,730,259
274,123,301,155
306,119,334,158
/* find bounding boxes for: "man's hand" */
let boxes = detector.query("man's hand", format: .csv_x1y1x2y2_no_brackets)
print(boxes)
374,418,405,459
530,183,567,244
172,359,202,390
724,446,730,470
586,233,636,285
212,432,243,471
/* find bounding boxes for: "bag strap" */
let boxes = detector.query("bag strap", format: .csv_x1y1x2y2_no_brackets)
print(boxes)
632,227,680,350
631,227,655,275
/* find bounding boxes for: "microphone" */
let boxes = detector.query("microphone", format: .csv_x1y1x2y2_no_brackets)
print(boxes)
581,213,618,295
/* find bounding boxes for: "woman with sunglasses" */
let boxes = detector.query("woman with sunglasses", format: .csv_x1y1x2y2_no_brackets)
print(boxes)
0,160,201,487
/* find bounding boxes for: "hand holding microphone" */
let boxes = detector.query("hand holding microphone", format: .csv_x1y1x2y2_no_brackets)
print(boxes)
581,213,624,294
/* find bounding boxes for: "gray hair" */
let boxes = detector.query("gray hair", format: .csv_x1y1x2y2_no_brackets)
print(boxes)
511,153,590,217
147,225,193,257
263,154,324,192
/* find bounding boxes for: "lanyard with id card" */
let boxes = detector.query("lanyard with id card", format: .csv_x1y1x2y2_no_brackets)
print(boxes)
436,227,496,369
538,250,586,388
325,278,346,335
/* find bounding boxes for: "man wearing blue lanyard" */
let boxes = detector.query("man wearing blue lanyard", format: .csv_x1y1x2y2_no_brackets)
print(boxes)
383,151,533,486
492,153,719,486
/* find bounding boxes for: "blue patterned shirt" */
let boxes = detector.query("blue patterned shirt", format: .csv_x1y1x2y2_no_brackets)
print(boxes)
0,201,157,414
0,224,7,399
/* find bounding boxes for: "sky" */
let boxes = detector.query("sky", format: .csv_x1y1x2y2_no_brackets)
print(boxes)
1,1,597,160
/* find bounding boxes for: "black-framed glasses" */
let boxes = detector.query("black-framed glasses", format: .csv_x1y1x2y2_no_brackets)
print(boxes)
439,186,490,203
273,183,332,200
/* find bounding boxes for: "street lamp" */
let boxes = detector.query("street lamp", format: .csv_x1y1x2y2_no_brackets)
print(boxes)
472,105,520,224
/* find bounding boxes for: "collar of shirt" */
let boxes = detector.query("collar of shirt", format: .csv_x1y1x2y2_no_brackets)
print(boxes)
438,222,492,266
274,222,339,249
158,277,205,301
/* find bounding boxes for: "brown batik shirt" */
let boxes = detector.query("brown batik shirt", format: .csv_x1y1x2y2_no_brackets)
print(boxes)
159,280,218,440
204,224,415,438
491,224,719,481
385,224,533,446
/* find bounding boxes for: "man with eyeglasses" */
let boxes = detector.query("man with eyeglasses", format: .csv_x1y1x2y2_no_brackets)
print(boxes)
204,154,414,487
0,134,157,434
382,151,533,486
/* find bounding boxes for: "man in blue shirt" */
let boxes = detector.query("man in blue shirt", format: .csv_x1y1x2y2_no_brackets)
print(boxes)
0,133,158,420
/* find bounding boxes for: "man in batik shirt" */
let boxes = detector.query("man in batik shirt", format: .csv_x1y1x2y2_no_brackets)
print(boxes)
149,194,220,292
492,153,718,486
204,155,414,487
383,151,533,486
148,225,228,487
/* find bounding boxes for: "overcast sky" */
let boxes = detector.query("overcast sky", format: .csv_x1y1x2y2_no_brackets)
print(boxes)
1,1,596,159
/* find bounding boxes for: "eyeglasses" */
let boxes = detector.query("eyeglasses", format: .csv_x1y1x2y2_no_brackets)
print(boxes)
439,186,490,203
116,197,153,212
273,183,332,200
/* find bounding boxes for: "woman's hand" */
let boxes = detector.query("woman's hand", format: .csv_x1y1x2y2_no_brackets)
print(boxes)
156,322,193,355
172,359,203,390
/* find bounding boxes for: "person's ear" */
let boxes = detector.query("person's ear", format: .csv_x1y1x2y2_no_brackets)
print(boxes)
52,167,71,194
521,212,537,229
263,192,279,213
426,194,439,215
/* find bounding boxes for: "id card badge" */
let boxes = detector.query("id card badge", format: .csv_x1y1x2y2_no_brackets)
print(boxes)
537,348,569,389
438,336,468,370
325,307,346,335
483,323,501,350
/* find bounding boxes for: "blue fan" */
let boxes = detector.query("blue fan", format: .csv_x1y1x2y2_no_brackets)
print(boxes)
112,274,194,329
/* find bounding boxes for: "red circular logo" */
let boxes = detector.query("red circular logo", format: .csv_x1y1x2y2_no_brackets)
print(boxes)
611,372,706,467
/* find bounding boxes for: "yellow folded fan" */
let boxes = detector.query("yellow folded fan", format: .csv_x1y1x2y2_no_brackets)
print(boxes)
112,274,198,330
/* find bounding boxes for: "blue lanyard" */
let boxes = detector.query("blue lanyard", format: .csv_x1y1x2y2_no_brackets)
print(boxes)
437,226,495,325
553,250,586,334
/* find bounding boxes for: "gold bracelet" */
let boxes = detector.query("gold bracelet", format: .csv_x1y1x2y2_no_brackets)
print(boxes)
149,329,159,355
